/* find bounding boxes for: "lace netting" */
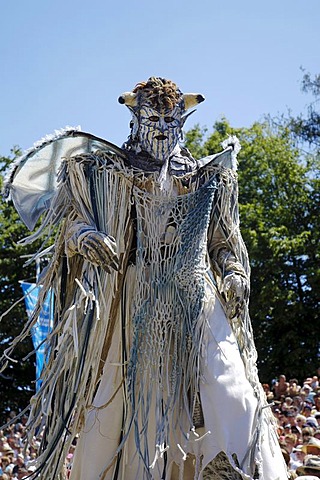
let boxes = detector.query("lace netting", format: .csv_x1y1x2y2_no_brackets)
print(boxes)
127,177,218,462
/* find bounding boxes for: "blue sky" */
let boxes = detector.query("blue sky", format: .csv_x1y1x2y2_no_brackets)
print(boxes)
0,0,319,157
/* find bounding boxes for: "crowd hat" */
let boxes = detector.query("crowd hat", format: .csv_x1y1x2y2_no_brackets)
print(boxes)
296,455,320,475
304,417,318,429
1,442,14,455
301,437,320,454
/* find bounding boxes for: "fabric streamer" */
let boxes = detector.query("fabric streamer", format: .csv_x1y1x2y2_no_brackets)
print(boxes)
20,282,53,391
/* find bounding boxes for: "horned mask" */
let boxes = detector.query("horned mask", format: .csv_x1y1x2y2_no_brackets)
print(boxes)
119,77,204,161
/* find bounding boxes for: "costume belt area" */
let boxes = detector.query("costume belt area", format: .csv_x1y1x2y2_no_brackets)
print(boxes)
1,77,288,479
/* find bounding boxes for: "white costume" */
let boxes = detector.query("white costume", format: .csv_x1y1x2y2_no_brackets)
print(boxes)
3,78,288,479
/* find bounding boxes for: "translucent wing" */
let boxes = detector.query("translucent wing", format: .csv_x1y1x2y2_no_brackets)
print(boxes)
4,127,125,230
197,135,241,171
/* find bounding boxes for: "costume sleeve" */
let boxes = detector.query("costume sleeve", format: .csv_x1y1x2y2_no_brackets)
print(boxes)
62,155,120,271
208,228,248,281
206,165,250,319
207,167,250,281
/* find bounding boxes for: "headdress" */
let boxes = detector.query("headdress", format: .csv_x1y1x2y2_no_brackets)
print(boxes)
118,76,204,113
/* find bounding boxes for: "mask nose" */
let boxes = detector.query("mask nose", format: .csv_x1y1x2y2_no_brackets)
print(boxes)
158,117,168,134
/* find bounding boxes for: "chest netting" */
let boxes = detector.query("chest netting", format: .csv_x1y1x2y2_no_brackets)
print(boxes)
126,175,218,453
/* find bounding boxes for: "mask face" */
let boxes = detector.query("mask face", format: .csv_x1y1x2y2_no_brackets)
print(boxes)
136,105,183,161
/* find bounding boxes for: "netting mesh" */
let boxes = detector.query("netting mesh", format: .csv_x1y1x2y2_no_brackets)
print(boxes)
127,177,218,454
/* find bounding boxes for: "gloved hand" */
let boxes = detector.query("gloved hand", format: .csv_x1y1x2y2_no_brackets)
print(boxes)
222,272,249,319
77,230,119,273
66,221,119,273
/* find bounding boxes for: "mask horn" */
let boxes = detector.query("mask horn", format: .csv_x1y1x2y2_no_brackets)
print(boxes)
183,93,205,110
118,92,137,107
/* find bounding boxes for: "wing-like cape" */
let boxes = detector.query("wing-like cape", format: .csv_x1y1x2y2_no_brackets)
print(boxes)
4,127,125,230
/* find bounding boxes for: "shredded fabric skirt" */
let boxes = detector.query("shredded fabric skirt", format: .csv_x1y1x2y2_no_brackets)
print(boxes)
69,268,287,480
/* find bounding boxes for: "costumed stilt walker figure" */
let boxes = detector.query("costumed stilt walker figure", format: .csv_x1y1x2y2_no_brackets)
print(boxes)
2,77,288,479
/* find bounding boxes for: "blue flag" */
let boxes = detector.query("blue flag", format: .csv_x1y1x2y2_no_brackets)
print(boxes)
20,281,54,391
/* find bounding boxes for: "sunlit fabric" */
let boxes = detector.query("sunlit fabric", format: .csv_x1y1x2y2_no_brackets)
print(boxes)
4,128,125,230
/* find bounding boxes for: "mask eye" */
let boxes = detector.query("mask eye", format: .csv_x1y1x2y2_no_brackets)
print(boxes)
164,116,174,123
149,115,159,122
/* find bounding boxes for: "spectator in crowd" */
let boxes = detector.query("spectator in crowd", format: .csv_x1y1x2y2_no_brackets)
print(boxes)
292,396,304,412
287,410,299,427
285,434,299,453
301,437,320,456
289,379,302,397
303,403,314,418
292,425,303,444
314,395,320,413
302,427,316,445
274,374,290,399
290,445,306,472
262,383,274,402
284,396,295,409
296,415,308,428
305,417,319,431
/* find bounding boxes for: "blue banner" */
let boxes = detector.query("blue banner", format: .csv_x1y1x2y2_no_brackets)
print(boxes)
20,282,53,391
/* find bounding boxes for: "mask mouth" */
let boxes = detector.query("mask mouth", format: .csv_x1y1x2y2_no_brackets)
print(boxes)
155,134,167,141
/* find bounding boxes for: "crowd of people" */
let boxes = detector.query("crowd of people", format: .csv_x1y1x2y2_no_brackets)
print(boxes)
264,373,320,478
0,412,75,479
1,373,320,479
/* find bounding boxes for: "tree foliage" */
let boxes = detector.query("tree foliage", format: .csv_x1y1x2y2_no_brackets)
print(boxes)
185,118,320,382
287,70,320,150
0,152,38,422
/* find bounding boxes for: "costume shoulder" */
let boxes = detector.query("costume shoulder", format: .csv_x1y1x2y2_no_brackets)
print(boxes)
197,135,241,172
3,127,126,230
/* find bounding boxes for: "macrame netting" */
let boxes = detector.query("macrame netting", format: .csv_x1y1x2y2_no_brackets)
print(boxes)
125,178,217,464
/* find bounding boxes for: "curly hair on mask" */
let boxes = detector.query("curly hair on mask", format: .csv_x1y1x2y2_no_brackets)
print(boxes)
133,77,182,112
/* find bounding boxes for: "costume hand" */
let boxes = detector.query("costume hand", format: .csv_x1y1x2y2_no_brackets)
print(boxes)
222,273,249,319
76,230,119,273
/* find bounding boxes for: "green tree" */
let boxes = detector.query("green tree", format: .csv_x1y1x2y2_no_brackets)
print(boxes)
287,70,320,150
185,119,320,383
0,152,37,423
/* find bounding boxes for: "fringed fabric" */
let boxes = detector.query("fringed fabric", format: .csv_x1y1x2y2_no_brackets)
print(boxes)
1,143,272,479
121,176,218,471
